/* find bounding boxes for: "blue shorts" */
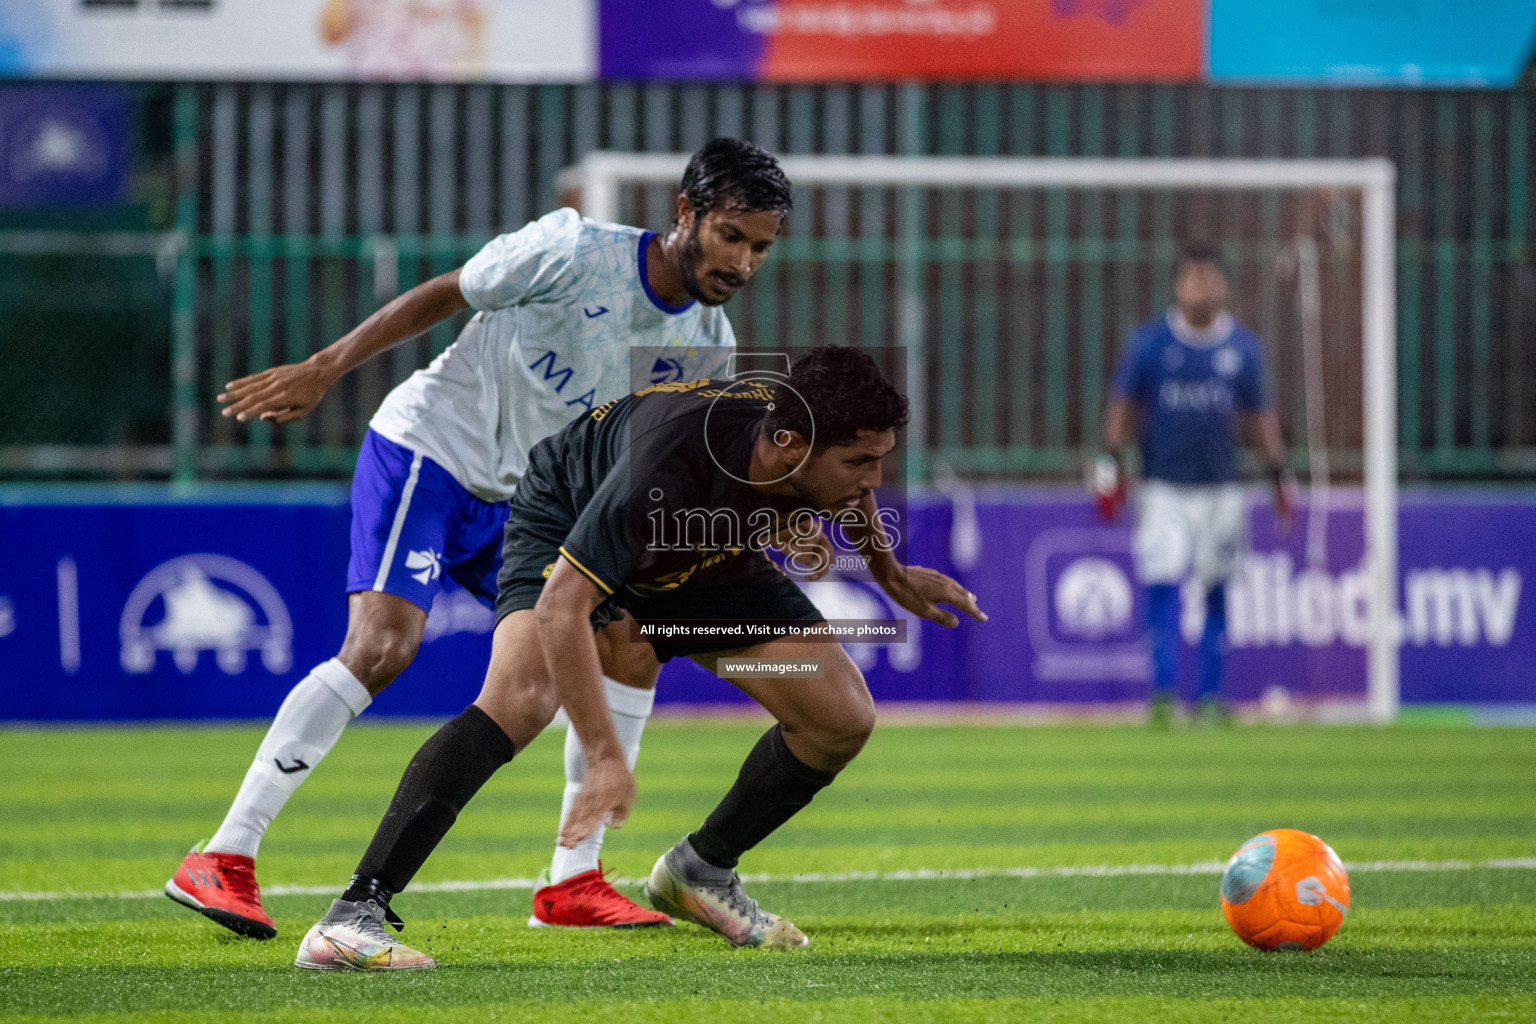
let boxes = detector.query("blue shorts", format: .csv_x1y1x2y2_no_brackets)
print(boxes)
346,430,509,612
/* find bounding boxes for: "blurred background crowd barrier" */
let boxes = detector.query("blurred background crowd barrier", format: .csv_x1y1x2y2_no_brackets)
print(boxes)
3,1,1535,718
3,79,1534,482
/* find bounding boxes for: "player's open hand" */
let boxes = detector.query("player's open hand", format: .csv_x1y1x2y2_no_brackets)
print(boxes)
881,565,987,628
558,755,636,848
217,359,335,423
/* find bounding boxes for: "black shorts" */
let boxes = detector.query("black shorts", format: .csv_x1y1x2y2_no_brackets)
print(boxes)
495,466,824,663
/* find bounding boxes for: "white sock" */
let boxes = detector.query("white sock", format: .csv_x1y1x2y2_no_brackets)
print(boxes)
549,676,655,884
205,659,372,859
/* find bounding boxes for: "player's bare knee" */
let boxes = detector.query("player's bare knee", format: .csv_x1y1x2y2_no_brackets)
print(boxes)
595,616,661,690
340,593,427,693
605,653,660,690
825,704,876,763
821,666,876,763
517,676,562,729
784,699,873,769
481,657,558,736
339,631,420,693
475,670,559,746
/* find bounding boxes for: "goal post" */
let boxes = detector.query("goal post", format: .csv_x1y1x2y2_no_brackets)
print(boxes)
561,153,1399,723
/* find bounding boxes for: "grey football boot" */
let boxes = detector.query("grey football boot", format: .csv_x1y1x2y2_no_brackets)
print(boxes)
294,898,435,971
644,838,809,948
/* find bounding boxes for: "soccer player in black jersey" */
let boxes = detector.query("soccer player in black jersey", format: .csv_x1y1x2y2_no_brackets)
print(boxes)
295,347,986,968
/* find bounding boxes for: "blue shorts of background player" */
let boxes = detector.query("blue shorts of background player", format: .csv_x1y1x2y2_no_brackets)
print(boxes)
346,429,507,611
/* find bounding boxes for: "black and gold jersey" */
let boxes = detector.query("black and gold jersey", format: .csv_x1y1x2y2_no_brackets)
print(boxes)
515,378,811,599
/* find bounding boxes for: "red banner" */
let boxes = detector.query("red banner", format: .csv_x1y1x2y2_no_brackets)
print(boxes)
756,0,1203,82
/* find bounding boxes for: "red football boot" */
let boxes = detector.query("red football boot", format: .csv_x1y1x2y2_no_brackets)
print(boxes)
165,844,277,939
528,863,674,929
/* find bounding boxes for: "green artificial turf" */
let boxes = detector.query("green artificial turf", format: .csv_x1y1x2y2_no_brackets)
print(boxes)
2,720,1533,1022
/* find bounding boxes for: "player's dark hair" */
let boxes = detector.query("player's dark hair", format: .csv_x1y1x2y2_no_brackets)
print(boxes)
765,346,909,450
1175,242,1226,278
678,138,793,223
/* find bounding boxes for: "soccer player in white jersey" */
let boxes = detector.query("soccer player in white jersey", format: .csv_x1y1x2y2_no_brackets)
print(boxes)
165,138,794,938
1096,244,1294,727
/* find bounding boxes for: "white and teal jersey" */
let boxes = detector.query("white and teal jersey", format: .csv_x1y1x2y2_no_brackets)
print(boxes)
369,208,736,503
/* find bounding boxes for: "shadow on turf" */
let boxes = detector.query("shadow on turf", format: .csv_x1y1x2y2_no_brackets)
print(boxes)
5,947,1532,1014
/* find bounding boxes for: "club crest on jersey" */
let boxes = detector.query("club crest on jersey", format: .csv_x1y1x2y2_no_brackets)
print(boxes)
650,356,687,384
1213,346,1243,378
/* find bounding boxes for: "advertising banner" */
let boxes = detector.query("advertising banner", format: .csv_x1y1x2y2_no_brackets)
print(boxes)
0,488,496,720
950,491,1530,706
600,0,1203,83
0,0,593,81
4,1,1532,86
1209,0,1536,86
0,84,128,207
0,488,1531,721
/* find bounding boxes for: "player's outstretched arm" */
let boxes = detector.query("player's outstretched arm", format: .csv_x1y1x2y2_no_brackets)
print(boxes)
217,269,469,423
835,494,986,628
536,558,636,847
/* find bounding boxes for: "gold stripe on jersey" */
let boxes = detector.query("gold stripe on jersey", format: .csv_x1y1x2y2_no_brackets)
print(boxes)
634,378,713,398
558,547,616,595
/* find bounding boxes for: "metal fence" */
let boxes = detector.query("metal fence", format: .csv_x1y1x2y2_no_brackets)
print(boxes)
2,81,1533,481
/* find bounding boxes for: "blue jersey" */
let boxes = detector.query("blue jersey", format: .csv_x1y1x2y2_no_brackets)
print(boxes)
1110,310,1268,485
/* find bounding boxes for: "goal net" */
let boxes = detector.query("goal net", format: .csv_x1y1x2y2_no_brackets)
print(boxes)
561,154,1398,723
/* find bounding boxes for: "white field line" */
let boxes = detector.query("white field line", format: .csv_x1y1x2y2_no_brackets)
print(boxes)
4,858,1535,903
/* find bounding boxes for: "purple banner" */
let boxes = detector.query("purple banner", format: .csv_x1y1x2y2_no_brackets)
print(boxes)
666,488,1535,709
0,487,1531,721
598,0,1204,83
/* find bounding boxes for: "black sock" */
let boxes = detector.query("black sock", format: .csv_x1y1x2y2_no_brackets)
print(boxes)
687,724,837,870
341,705,515,905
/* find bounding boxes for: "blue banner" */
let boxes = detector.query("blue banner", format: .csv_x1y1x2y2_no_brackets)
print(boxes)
0,83,129,207
1,486,1532,721
0,487,494,721
1209,0,1536,86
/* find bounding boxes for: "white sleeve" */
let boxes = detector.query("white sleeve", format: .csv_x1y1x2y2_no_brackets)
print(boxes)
458,208,582,312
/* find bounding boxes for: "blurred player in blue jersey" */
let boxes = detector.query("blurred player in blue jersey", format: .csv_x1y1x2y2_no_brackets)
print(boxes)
166,139,799,938
1097,244,1294,727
